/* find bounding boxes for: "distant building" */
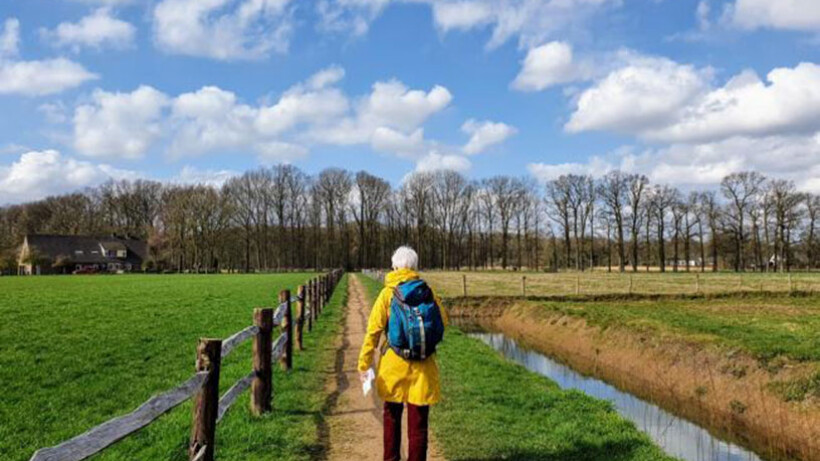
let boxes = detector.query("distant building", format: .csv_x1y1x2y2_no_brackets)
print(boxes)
18,234,148,275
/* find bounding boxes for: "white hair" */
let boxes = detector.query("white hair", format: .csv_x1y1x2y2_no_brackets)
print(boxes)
391,246,418,270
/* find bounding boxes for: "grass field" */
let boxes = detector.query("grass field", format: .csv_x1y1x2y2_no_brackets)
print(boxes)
423,270,820,297
0,273,347,461
357,274,677,461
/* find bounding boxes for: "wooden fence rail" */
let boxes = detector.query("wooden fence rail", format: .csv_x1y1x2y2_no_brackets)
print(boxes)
30,269,344,461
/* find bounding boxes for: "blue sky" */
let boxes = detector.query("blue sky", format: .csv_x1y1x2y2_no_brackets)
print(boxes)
1,0,819,204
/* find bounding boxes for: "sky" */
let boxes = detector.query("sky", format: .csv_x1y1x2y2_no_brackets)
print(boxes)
0,0,819,205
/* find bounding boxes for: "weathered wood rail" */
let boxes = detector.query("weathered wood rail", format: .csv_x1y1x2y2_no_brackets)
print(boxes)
30,269,344,461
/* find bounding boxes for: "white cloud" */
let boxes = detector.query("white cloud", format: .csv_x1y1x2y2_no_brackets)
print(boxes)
316,0,391,36
304,65,345,90
565,54,712,136
0,19,97,96
38,102,70,124
169,86,257,156
415,0,617,49
69,0,135,4
0,149,135,204
153,0,293,60
511,41,593,91
171,165,239,186
528,156,614,182
0,58,98,96
528,134,820,193
1,18,20,58
415,151,471,173
0,143,29,155
316,80,452,144
255,79,349,136
644,63,820,143
255,141,308,163
696,0,711,31
73,85,170,159
66,67,469,169
568,59,820,145
371,127,426,158
461,119,516,154
316,0,615,49
42,8,136,52
729,0,820,32
430,1,493,31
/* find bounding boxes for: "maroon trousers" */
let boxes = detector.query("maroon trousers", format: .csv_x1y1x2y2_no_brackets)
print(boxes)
383,401,429,461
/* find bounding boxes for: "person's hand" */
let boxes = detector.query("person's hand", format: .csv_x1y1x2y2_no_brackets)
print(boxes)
359,370,369,384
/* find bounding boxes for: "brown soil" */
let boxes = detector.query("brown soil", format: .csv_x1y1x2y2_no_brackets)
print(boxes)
324,275,445,461
453,301,820,461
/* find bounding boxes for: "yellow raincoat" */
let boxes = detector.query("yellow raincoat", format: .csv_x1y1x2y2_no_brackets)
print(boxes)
358,268,448,406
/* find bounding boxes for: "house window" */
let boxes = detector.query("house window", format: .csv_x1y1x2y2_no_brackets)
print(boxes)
75,250,84,255
117,250,127,258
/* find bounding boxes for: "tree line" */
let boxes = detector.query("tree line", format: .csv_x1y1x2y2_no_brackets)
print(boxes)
1,166,818,274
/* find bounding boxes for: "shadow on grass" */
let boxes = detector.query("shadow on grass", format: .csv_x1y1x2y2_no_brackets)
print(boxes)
452,437,658,461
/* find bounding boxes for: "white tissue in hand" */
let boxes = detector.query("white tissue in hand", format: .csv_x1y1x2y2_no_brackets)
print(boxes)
362,368,375,396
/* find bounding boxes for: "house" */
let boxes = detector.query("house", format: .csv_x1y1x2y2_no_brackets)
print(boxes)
18,234,148,275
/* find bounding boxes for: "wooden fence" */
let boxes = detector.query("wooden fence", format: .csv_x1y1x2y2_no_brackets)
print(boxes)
367,270,818,297
30,269,344,461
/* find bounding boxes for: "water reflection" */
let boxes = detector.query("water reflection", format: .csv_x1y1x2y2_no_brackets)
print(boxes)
471,332,765,461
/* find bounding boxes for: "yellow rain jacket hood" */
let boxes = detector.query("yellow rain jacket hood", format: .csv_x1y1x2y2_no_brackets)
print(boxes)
358,268,448,406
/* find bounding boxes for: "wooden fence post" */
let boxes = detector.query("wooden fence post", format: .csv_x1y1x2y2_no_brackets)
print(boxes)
280,290,293,371
317,275,322,311
521,276,527,297
296,285,305,351
251,308,272,415
306,279,313,332
313,277,319,319
462,274,467,297
189,338,222,461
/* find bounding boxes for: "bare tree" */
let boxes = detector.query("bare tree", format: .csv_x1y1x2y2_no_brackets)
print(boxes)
721,172,766,271
598,171,630,272
649,185,679,272
627,174,649,271
806,194,820,270
546,176,572,269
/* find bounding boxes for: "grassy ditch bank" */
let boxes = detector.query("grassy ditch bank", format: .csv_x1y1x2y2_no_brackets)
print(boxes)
357,274,677,461
446,294,820,461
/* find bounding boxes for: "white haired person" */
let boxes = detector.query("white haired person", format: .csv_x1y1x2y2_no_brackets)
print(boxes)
358,246,448,461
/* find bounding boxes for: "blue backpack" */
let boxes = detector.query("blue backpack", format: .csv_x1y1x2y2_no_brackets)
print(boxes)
386,279,444,360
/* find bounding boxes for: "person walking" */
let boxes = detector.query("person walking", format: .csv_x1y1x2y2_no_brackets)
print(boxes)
358,246,447,461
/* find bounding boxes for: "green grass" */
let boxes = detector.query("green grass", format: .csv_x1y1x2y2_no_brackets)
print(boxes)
532,295,820,362
357,274,677,461
0,273,346,461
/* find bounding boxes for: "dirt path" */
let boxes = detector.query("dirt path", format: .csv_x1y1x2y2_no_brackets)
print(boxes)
324,275,445,461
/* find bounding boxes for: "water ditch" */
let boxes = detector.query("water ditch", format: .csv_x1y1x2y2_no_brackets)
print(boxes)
464,327,766,461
